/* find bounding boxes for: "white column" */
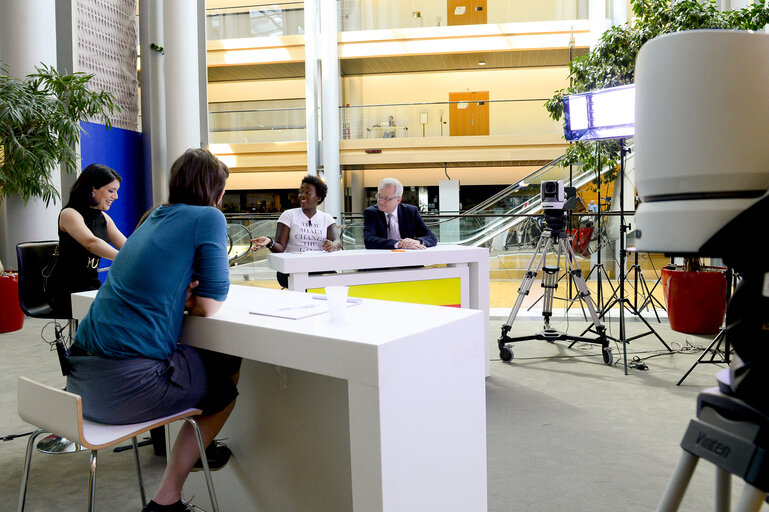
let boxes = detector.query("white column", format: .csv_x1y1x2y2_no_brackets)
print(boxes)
141,0,168,206
588,0,610,47
612,0,627,26
0,0,60,269
349,169,365,214
439,180,460,244
304,0,320,175
163,0,201,173
197,0,209,148
320,0,342,221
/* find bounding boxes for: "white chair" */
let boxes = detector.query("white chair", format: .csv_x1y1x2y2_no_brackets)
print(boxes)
16,377,220,512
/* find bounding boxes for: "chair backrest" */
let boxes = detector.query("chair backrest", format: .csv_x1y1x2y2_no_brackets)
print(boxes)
16,241,59,319
17,376,83,445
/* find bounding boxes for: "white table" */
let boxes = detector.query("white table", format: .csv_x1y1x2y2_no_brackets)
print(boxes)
72,285,487,512
268,245,491,375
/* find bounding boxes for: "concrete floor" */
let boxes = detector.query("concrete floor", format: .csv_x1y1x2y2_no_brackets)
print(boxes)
0,312,753,511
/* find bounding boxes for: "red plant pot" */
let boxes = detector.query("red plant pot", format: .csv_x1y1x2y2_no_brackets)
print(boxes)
661,266,727,335
0,272,25,334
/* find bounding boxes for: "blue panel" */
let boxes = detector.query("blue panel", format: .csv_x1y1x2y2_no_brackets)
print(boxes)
79,122,149,281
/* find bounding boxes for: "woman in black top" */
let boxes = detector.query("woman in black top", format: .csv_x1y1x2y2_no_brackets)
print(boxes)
47,164,127,317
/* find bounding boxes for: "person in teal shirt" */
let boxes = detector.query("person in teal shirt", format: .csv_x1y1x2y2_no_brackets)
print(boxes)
67,148,240,512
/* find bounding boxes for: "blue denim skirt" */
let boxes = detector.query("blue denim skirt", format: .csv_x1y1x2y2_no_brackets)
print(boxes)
66,344,240,425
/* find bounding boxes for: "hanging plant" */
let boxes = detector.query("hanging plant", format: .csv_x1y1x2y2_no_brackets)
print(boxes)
0,61,119,206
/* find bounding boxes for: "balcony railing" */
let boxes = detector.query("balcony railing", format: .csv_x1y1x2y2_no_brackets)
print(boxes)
209,99,559,144
206,1,587,40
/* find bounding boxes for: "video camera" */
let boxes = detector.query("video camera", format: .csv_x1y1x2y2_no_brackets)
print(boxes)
540,180,578,231
635,30,769,408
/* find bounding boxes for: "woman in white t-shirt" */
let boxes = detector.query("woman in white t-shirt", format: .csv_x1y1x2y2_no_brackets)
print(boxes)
252,175,341,287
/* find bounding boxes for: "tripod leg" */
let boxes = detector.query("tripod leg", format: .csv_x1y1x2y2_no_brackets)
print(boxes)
734,484,767,512
676,329,726,386
715,467,730,512
656,451,699,512
502,235,553,329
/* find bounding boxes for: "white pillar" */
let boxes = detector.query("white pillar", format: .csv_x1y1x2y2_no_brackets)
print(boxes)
612,0,627,26
439,179,460,243
0,0,60,269
588,0,610,47
163,0,201,173
320,0,342,220
141,0,168,206
349,169,365,214
305,0,320,175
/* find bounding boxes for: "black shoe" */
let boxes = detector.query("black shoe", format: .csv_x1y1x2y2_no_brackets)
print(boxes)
191,440,231,472
141,499,202,512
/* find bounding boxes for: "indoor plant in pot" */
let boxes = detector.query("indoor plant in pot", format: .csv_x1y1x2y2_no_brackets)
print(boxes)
661,257,727,335
0,61,117,333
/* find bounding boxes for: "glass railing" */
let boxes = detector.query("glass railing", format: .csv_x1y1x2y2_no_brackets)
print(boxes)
342,99,559,140
206,2,304,39
206,1,586,39
209,106,306,144
209,99,558,144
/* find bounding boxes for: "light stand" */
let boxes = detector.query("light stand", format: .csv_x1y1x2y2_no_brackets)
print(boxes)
578,141,672,374
562,86,670,373
581,143,617,313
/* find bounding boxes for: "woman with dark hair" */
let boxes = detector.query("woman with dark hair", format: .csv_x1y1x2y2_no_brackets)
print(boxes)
47,163,127,317
66,148,240,512
251,174,341,287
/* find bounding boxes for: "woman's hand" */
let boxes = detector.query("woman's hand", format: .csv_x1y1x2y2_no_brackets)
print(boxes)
250,237,271,251
185,280,200,310
322,239,341,252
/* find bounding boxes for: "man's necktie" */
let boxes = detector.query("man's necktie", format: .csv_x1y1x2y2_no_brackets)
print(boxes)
387,213,400,241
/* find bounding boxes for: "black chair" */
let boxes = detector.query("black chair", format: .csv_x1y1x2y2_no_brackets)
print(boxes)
16,240,84,454
16,241,63,319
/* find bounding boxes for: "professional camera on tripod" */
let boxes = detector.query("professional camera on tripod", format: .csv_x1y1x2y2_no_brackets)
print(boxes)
497,179,613,365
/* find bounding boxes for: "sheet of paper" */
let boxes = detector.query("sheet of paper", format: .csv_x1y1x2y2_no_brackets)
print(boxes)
248,294,361,320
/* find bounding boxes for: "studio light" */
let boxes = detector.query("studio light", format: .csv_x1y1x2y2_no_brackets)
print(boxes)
563,84,635,141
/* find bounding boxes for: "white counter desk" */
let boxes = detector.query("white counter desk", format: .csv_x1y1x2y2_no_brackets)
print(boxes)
72,285,487,512
268,245,490,375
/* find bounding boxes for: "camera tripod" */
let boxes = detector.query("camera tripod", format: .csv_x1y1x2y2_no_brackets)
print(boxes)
498,211,613,365
657,372,768,512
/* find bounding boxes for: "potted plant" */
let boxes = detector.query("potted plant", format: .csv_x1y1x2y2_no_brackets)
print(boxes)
660,258,727,334
0,61,118,332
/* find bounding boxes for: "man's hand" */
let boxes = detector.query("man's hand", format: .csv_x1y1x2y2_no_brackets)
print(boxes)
398,238,426,250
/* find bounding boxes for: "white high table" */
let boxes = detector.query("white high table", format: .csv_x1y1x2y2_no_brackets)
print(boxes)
268,245,491,376
72,285,487,512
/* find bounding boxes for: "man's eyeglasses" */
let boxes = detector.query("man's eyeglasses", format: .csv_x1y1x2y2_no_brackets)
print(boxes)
375,193,400,201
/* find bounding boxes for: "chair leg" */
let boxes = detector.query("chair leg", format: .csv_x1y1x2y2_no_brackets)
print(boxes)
17,429,45,512
88,450,98,512
184,417,220,512
132,437,147,507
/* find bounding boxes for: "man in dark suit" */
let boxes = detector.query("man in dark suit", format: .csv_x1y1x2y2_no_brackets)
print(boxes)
363,178,437,249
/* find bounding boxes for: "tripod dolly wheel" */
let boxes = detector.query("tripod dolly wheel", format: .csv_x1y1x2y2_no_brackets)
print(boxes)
500,346,514,362
602,347,613,366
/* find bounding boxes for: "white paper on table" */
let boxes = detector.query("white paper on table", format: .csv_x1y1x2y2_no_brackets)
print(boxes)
247,294,361,320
